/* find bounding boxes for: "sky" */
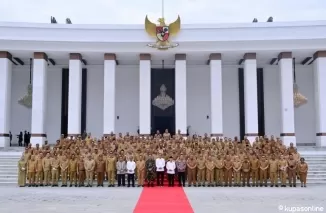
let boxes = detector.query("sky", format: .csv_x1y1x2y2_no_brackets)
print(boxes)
0,0,326,24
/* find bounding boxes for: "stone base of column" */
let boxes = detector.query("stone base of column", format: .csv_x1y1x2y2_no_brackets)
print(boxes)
316,135,326,147
245,134,258,144
210,134,223,141
0,134,10,147
280,135,296,147
30,134,47,147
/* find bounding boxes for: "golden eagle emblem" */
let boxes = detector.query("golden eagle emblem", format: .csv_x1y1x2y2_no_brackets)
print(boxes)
145,15,181,50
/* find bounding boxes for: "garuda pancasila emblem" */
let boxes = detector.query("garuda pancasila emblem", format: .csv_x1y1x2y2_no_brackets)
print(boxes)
145,15,181,50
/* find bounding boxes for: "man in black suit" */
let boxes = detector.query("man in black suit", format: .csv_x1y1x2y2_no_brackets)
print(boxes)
17,131,23,146
23,131,28,147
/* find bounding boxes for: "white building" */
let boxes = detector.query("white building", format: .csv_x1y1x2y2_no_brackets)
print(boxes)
0,20,326,147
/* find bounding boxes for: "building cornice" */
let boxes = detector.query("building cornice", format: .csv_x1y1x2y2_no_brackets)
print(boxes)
1,21,326,53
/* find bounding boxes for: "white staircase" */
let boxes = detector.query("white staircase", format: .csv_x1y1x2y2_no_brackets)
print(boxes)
0,148,23,185
0,147,325,185
297,147,326,184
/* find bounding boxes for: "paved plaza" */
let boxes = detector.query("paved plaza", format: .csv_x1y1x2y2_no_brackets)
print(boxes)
0,186,325,213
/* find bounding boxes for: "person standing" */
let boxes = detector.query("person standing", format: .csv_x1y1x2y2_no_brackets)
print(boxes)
187,156,197,187
35,153,44,187
298,157,308,187
205,156,215,187
176,154,186,187
155,153,165,186
42,153,51,186
259,155,269,187
288,154,298,187
23,131,28,147
77,158,86,187
166,156,176,187
9,131,12,146
17,131,23,147
60,155,69,187
145,154,156,187
96,155,105,187
69,154,78,187
136,155,145,187
241,156,251,187
18,155,27,187
278,154,288,187
269,154,279,187
84,155,95,187
116,156,126,187
127,157,136,187
27,155,36,187
106,151,116,187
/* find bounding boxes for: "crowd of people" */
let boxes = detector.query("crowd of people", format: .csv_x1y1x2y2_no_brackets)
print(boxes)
17,130,309,188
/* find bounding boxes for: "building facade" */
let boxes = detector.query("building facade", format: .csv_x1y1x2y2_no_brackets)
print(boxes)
0,21,326,147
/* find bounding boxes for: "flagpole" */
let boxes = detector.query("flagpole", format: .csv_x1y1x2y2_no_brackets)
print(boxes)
162,0,164,19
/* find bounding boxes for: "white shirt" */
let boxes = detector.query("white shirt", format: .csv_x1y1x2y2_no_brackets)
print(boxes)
166,161,176,174
126,161,136,174
156,158,165,172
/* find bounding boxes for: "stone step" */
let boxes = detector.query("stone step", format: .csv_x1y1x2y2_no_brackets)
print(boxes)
301,157,326,159
1,181,326,186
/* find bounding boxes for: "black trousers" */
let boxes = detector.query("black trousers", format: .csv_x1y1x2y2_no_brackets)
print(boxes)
156,171,164,186
178,172,186,186
127,174,135,187
168,174,175,186
117,174,125,186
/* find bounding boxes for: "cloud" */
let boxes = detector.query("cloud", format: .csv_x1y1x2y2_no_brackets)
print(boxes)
0,0,325,24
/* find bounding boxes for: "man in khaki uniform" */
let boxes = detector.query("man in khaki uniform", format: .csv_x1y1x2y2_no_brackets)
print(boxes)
136,155,145,187
35,153,44,187
69,154,78,187
215,155,224,186
224,155,233,187
60,155,69,187
269,154,279,187
250,155,259,187
187,156,197,187
241,156,251,187
106,152,116,187
96,155,105,187
259,155,269,187
51,154,60,187
84,155,95,187
27,155,37,187
287,154,297,187
232,156,242,187
205,156,215,187
77,158,85,187
197,155,206,186
278,154,288,187
42,153,52,186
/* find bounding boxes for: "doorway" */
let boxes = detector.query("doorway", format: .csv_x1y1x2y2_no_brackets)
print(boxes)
153,116,175,135
151,68,175,136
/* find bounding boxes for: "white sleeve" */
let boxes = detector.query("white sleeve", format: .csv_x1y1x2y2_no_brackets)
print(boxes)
155,159,158,167
133,162,136,170
126,162,130,170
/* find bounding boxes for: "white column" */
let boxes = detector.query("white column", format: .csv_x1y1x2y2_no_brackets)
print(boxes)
139,54,151,136
313,51,326,147
0,52,12,147
278,52,296,147
30,52,48,147
209,53,223,139
243,53,258,142
68,53,82,136
103,53,116,136
175,54,187,136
